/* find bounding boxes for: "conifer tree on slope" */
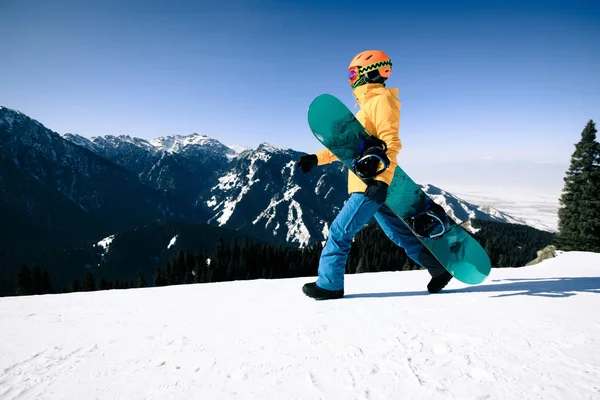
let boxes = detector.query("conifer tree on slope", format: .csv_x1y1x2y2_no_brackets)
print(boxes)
556,120,600,252
16,264,33,296
136,272,147,288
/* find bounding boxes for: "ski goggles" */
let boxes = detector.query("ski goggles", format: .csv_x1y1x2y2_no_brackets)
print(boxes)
348,59,393,88
348,66,361,87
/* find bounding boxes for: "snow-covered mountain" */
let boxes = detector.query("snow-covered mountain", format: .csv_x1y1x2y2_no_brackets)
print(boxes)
201,148,530,246
149,133,235,158
1,250,598,399
61,124,532,247
202,146,525,246
0,107,209,296
63,133,231,195
0,107,176,238
5,105,539,251
227,143,252,157
204,143,347,247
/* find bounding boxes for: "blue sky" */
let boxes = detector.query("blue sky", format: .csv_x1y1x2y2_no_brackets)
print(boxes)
1,0,599,165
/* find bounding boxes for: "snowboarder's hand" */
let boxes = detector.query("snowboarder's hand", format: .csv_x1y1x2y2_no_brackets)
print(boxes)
365,180,388,204
296,154,318,173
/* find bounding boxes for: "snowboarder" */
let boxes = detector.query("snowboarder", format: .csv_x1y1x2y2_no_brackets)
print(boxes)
296,50,453,300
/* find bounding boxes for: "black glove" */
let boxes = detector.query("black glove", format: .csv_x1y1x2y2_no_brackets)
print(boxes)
296,154,318,173
364,180,388,204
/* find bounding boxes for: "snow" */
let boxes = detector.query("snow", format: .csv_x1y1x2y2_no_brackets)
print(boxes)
423,184,525,227
215,190,247,226
206,196,217,208
431,184,560,232
227,144,251,154
90,135,157,154
210,152,272,226
150,134,213,153
96,235,115,257
315,175,326,194
167,235,178,249
321,221,330,240
250,159,311,245
225,144,251,161
283,160,295,177
1,251,599,399
246,151,270,183
215,171,239,191
257,142,289,153
253,185,301,229
286,199,311,246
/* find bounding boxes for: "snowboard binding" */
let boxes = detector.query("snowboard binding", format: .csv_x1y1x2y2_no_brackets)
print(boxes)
410,201,449,240
352,135,390,179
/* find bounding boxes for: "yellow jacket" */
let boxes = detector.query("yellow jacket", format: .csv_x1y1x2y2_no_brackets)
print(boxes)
315,83,402,193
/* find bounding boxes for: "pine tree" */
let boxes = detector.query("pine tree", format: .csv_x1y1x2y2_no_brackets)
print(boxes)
239,238,250,278
211,238,227,282
71,279,81,292
226,237,240,281
173,250,186,284
82,270,96,291
99,278,110,291
15,264,33,296
41,269,54,294
136,272,147,288
201,257,211,283
164,261,173,285
182,264,192,284
193,250,206,283
31,266,43,294
153,267,167,286
356,257,367,274
555,120,600,252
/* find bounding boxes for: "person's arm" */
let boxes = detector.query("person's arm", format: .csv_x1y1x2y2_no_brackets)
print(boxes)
315,147,339,165
365,95,402,185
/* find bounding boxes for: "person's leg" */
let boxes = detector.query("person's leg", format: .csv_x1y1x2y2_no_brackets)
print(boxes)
373,204,447,278
314,193,382,291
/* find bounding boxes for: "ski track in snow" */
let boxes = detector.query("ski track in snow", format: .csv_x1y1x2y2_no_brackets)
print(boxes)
1,252,600,399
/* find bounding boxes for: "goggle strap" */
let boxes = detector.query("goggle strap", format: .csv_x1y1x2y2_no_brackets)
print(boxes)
358,59,392,75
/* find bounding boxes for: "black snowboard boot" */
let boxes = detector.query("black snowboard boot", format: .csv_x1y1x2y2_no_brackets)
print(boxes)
427,271,453,294
302,282,344,300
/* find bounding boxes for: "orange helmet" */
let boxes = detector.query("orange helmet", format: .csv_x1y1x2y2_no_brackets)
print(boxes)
348,50,392,89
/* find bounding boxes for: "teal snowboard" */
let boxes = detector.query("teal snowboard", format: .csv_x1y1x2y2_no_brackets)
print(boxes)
307,94,491,285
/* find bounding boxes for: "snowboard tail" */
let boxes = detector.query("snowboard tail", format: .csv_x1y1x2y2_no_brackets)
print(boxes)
307,94,491,285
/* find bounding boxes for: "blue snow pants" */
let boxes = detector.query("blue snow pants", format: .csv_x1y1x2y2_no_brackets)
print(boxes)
316,193,447,291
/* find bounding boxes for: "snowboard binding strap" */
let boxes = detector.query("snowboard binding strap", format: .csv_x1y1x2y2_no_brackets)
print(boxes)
352,135,390,180
410,201,449,240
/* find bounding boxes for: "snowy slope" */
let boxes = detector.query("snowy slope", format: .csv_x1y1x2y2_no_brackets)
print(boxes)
1,251,599,400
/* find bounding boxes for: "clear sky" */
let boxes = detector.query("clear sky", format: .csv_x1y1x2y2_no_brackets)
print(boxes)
1,0,599,165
